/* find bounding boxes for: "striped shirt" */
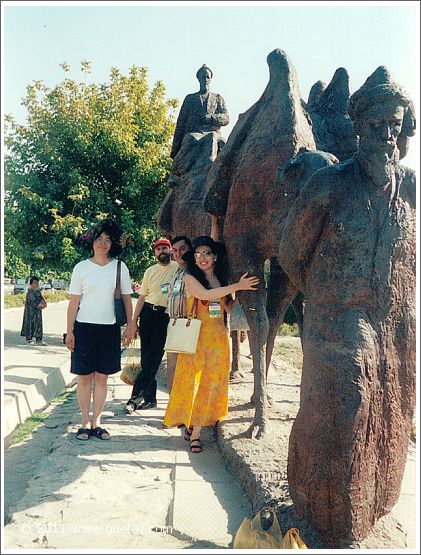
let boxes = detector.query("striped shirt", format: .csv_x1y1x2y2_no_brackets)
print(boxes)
166,267,187,318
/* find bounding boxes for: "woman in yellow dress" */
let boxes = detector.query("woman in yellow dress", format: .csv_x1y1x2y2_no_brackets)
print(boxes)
163,236,259,453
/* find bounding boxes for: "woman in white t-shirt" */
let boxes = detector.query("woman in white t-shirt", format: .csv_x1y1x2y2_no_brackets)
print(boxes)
66,219,134,441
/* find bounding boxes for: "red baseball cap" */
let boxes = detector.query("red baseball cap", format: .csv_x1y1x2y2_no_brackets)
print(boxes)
152,238,172,250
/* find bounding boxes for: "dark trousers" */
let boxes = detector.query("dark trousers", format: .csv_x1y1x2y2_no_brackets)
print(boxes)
131,303,169,403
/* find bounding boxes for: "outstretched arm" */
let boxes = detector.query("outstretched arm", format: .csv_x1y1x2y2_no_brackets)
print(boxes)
184,273,259,301
279,175,330,293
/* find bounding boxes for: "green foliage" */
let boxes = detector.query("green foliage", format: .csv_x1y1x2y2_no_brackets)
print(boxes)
3,293,26,308
4,290,70,308
5,62,178,280
274,337,303,371
9,389,74,445
277,323,300,337
4,245,31,281
9,412,48,445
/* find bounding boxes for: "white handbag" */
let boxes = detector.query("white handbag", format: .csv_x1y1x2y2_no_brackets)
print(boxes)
164,298,202,354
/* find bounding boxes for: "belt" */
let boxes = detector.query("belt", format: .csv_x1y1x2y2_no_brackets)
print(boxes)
145,302,167,312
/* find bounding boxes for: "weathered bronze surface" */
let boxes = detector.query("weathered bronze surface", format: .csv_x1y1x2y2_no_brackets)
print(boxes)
279,67,416,546
307,67,358,161
157,64,229,238
204,49,317,437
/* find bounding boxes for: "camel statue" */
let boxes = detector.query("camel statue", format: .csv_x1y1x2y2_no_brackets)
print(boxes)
204,49,318,437
306,67,358,161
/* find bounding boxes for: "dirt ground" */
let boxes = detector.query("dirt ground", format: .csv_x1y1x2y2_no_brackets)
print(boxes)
218,335,415,549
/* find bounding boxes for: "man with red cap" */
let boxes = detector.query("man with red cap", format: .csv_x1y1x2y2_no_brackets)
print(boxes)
125,237,177,412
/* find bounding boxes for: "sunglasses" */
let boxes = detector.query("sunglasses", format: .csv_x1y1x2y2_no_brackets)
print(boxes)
194,250,213,259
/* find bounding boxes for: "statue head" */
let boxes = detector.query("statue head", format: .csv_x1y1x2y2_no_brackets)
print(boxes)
196,64,213,93
349,67,415,160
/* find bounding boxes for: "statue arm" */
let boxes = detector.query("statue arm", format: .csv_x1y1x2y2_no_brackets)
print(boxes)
278,176,330,293
170,97,189,159
212,94,229,127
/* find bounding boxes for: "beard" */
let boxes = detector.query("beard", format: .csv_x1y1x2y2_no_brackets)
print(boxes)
358,142,400,190
158,252,171,265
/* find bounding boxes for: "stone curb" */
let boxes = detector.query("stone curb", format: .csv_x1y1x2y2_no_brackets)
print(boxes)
4,359,77,448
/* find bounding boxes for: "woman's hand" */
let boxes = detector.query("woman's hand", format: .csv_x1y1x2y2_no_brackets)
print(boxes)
131,320,139,338
65,330,75,352
237,272,260,291
122,323,135,347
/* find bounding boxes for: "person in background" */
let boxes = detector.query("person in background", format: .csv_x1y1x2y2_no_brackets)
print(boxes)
163,236,259,453
66,219,133,441
165,235,192,393
125,238,178,413
20,276,47,346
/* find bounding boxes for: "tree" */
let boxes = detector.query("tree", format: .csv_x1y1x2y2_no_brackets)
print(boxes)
4,62,178,280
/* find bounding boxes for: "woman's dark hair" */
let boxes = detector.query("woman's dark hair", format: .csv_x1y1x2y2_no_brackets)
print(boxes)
183,236,228,287
29,276,39,285
184,236,232,325
80,218,125,257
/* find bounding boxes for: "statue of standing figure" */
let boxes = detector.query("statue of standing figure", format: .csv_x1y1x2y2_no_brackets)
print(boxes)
170,64,229,160
157,65,229,238
278,67,416,546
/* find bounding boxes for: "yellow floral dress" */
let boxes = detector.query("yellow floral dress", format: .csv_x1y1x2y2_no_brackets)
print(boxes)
163,296,230,428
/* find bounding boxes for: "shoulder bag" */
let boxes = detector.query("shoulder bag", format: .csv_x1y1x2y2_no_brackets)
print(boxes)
114,260,127,326
164,298,201,354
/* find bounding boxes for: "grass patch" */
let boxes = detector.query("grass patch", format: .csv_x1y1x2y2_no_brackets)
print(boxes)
8,388,75,446
274,337,303,371
9,412,48,445
50,389,73,405
4,291,70,309
278,323,300,337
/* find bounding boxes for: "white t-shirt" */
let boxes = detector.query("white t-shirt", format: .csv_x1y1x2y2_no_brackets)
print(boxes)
69,258,132,324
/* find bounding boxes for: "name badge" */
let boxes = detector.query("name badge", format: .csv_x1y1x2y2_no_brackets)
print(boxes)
209,301,222,318
172,280,182,295
160,282,169,294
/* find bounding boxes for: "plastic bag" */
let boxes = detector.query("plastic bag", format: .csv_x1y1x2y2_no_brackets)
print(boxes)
229,301,250,332
233,507,283,549
280,528,307,549
120,340,141,385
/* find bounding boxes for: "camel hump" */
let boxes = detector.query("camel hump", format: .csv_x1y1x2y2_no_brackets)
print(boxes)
308,80,327,109
264,48,301,98
204,49,316,217
313,67,351,116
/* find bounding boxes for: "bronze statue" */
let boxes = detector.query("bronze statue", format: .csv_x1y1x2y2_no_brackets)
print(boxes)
157,64,229,238
170,64,229,160
306,67,358,162
204,49,316,437
279,67,416,546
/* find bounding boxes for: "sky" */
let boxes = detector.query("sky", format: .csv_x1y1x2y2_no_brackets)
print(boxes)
2,0,420,171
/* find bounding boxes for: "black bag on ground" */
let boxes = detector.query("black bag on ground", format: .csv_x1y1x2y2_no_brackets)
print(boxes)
114,259,127,326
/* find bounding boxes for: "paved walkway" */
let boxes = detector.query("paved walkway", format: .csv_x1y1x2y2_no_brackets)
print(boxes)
4,367,252,549
3,302,74,442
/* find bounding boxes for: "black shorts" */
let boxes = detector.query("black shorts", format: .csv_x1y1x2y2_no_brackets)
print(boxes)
71,321,121,376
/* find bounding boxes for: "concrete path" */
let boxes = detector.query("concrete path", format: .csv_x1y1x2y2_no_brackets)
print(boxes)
3,326,252,549
3,302,75,442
